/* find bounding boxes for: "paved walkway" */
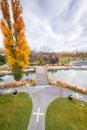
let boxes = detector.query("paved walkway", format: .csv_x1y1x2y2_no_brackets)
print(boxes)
28,86,87,130
0,64,87,129
36,66,49,85
0,85,87,130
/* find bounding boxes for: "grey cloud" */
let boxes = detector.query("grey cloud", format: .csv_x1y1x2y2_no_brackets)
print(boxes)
0,0,87,51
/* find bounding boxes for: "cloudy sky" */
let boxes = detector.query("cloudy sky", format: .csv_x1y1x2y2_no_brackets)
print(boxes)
0,0,87,52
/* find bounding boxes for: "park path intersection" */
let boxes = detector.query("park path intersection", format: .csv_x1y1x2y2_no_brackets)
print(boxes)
0,66,87,130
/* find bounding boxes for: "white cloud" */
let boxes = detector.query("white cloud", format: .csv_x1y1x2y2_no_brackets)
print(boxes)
0,0,87,51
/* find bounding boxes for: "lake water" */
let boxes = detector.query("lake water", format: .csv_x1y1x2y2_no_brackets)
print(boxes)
47,69,87,89
0,71,36,83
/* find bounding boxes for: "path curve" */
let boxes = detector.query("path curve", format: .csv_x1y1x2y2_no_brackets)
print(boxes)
0,85,87,130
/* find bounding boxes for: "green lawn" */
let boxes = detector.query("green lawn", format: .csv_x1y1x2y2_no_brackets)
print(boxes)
0,67,8,71
59,57,87,65
45,97,87,130
30,60,40,66
0,92,32,130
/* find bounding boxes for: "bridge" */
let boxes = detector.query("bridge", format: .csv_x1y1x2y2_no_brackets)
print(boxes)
36,66,49,85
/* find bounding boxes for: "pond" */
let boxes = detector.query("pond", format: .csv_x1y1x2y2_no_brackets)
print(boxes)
0,71,36,83
47,69,87,89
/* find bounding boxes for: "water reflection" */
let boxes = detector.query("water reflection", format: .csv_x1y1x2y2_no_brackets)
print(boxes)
48,69,87,89
0,71,36,83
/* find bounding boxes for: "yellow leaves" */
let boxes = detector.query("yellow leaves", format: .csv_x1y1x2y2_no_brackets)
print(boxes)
1,19,30,70
13,16,25,32
5,48,11,56
1,0,30,72
15,46,21,54
16,31,30,67
1,19,14,48
9,38,14,46
15,46,29,68
17,31,26,45
0,0,11,29
5,49,15,66
1,20,9,36
17,31,30,52
11,0,22,22
8,56,16,66
4,37,14,48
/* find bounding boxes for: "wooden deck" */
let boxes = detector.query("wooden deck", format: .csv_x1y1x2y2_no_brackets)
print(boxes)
36,66,49,85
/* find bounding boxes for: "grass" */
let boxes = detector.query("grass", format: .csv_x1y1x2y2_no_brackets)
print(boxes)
0,67,8,71
59,57,74,64
0,92,33,130
58,57,87,65
30,60,40,66
45,97,87,130
29,57,87,66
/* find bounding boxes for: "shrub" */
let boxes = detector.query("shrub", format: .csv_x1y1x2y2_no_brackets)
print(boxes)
29,78,36,86
49,79,87,94
12,66,23,81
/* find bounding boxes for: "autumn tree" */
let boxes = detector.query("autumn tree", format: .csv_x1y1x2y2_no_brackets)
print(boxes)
49,54,59,64
0,0,30,80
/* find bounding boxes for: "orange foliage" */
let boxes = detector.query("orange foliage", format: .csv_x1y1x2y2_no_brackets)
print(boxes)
13,16,25,32
0,0,30,71
0,0,11,29
11,0,22,22
1,20,14,48
29,78,36,86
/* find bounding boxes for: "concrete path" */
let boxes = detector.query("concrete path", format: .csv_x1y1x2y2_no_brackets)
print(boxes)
36,66,49,85
0,85,87,130
28,85,58,130
28,86,87,130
